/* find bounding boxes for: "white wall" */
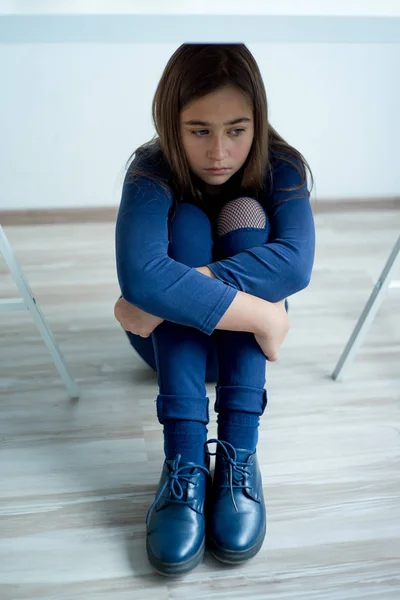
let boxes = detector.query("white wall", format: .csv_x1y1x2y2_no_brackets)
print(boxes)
1,42,399,210
1,0,400,17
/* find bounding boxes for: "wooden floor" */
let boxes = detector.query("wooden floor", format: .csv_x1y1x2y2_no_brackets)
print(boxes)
0,210,399,599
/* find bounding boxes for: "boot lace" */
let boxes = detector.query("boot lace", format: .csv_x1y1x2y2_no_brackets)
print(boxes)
205,439,253,513
146,454,209,525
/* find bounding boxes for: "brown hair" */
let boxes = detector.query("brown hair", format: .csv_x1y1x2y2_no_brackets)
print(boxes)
127,43,313,202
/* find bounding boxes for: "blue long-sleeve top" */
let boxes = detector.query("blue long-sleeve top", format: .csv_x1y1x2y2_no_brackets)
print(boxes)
115,143,315,335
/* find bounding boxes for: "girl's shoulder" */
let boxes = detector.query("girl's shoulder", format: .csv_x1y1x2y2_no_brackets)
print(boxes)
268,149,304,175
119,141,175,216
264,149,308,192
256,149,310,213
126,139,172,185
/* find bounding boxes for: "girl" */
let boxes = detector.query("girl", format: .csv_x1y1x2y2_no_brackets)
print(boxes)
114,43,315,576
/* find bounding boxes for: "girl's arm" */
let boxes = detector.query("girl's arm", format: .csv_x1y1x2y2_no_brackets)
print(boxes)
116,174,288,341
115,282,288,350
116,175,236,336
206,159,316,302
115,269,288,360
194,265,288,360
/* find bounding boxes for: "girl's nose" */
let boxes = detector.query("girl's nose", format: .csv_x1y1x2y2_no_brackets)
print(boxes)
208,138,227,161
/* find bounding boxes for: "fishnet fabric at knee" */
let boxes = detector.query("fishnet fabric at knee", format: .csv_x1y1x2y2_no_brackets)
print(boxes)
217,197,267,237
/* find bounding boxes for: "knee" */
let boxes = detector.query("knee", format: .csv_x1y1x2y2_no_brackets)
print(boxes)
169,202,213,266
217,197,268,238
214,197,270,259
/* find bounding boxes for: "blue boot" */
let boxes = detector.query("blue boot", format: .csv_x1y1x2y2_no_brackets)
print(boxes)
146,454,211,576
205,439,266,563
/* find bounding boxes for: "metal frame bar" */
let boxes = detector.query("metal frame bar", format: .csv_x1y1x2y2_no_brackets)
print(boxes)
0,225,80,399
332,235,400,381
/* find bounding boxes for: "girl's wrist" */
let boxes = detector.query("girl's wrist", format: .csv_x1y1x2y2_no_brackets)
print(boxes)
195,266,216,278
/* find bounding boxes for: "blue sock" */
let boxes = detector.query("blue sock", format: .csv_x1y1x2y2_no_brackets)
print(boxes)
217,411,260,452
163,421,207,465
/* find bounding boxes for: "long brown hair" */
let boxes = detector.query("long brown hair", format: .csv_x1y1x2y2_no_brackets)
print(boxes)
127,43,313,202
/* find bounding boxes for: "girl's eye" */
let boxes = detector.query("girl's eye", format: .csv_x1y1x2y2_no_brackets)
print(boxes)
191,128,246,137
231,128,245,136
192,129,209,136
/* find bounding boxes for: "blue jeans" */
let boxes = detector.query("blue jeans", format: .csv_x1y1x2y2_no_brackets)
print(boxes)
125,201,273,392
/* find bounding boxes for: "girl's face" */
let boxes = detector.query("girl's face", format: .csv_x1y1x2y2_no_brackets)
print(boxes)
180,85,254,192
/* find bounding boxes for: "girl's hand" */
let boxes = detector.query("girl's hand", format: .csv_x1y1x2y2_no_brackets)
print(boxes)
114,297,164,337
254,300,289,361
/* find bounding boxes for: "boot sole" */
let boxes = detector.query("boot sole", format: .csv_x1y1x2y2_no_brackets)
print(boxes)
207,523,266,564
146,537,205,576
